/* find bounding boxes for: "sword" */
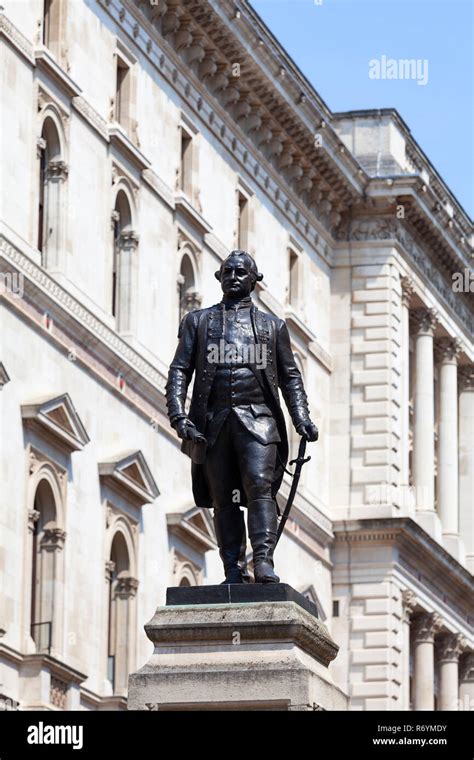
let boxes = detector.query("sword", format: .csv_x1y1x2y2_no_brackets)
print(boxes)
275,436,311,546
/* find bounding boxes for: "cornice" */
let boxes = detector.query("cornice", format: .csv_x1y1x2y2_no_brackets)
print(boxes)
0,12,35,64
109,123,151,171
333,517,474,604
101,0,341,257
366,177,472,270
336,216,473,341
34,46,82,98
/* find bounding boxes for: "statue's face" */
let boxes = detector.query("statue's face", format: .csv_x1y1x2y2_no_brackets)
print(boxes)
220,255,254,299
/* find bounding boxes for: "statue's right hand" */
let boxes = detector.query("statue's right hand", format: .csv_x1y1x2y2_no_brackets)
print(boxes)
175,418,207,445
175,418,193,440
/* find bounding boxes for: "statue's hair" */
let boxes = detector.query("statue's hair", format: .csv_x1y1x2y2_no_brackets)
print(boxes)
215,250,264,287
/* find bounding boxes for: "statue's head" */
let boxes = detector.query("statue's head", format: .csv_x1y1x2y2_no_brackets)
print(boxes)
215,250,263,299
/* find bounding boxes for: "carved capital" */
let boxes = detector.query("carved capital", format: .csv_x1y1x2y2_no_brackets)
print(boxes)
46,160,69,181
402,589,417,621
28,509,40,532
400,276,415,307
115,576,139,598
435,337,462,364
119,230,139,250
105,559,116,583
412,308,438,337
40,527,66,550
436,633,467,663
412,612,443,643
459,365,474,392
459,652,474,681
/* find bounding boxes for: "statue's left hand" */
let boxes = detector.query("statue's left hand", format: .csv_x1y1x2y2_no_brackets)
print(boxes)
296,420,319,442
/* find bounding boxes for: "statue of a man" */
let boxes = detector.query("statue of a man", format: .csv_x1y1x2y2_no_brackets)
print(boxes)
166,250,318,584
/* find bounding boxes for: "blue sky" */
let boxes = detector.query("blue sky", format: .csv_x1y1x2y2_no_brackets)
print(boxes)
251,0,474,218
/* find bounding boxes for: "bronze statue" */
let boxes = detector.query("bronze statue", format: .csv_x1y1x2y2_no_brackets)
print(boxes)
166,250,318,584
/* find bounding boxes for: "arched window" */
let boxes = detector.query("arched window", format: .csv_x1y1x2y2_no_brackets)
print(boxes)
106,530,138,694
37,114,68,268
178,252,201,322
111,187,138,334
30,478,65,654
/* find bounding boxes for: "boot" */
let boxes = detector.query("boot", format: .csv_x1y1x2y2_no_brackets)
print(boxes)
213,505,248,584
247,498,280,584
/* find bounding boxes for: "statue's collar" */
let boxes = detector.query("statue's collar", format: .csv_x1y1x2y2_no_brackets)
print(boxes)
219,296,253,310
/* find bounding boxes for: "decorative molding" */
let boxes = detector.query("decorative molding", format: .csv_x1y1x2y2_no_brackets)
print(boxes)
72,96,109,142
142,168,175,209
0,12,35,64
99,450,160,505
21,393,90,452
0,234,169,398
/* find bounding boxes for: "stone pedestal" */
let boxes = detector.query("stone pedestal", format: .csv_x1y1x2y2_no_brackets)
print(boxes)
128,584,346,711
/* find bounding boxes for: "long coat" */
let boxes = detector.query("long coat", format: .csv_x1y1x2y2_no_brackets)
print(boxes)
165,302,311,509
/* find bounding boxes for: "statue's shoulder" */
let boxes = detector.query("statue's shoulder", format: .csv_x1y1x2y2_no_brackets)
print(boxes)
178,304,219,335
253,306,284,331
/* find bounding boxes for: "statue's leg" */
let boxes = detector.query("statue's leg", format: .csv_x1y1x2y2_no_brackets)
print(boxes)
205,419,248,584
235,427,280,584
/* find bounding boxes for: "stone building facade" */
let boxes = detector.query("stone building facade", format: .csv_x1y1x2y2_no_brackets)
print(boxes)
0,0,472,711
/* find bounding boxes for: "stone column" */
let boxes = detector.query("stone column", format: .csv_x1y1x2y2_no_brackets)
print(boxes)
436,633,465,711
117,230,139,336
436,338,462,559
39,528,66,655
412,310,439,537
412,612,442,710
44,160,69,272
400,278,414,501
459,367,474,573
459,652,474,712
401,590,416,710
114,576,139,693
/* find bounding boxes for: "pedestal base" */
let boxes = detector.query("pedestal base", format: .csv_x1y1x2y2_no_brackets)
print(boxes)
128,589,346,711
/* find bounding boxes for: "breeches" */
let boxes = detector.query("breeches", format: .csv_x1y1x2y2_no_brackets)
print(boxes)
204,413,277,509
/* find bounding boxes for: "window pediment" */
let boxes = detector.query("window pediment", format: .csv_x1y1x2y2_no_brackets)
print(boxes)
99,450,159,506
21,393,90,452
0,362,10,389
167,505,217,552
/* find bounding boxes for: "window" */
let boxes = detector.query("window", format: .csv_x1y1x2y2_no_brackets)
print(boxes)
288,248,299,306
178,252,200,322
37,115,67,267
42,0,67,62
106,531,137,694
30,478,65,654
237,191,249,250
115,57,131,128
111,187,138,332
179,129,193,196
